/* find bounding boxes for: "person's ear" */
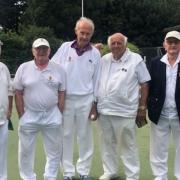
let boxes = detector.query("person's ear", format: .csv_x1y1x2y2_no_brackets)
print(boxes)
48,48,51,55
32,48,34,54
75,28,78,36
163,41,167,51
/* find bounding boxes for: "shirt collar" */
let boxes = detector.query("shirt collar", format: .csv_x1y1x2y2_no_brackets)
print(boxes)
33,60,50,71
111,48,129,63
71,40,92,56
161,52,180,66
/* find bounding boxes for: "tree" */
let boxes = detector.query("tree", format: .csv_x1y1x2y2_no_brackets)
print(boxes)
88,0,180,47
21,0,82,40
1,0,180,47
0,25,62,74
0,0,26,31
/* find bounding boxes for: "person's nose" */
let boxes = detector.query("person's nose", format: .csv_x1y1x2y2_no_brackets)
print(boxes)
82,34,88,39
170,41,178,46
114,42,119,47
39,48,46,52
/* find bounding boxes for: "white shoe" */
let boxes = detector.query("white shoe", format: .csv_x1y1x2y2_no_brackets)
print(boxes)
99,174,118,180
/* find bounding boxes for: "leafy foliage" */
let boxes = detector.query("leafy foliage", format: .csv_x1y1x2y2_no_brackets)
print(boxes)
0,0,180,73
0,25,63,74
101,43,139,56
1,0,180,47
0,0,26,31
0,30,26,74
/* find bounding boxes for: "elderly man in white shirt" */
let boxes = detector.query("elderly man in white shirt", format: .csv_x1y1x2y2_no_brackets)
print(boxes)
96,33,150,180
14,38,66,180
0,40,13,180
51,17,100,180
148,31,180,180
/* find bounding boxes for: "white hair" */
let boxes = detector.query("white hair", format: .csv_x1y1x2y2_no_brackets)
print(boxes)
75,17,95,33
107,34,128,47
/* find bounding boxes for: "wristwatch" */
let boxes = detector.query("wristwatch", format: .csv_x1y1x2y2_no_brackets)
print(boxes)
138,106,146,110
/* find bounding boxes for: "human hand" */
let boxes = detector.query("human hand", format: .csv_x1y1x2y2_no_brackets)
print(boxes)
88,103,98,121
136,109,148,128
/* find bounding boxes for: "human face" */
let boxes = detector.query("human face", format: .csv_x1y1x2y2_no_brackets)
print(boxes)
109,34,127,60
75,21,93,48
32,46,50,66
164,37,180,56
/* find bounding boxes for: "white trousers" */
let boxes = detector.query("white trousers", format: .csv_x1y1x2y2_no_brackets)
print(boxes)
0,121,8,180
18,107,63,180
62,94,93,177
150,117,180,180
98,114,140,180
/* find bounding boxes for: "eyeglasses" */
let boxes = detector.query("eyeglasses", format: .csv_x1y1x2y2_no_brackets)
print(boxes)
34,46,49,51
166,39,180,45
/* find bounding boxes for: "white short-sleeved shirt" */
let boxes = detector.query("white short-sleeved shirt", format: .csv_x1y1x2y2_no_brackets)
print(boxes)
13,60,66,111
96,49,151,117
51,41,101,96
0,62,13,125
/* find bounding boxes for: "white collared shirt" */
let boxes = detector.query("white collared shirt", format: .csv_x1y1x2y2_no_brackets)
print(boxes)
108,49,150,85
96,49,151,117
14,60,66,112
0,62,13,125
160,53,180,119
51,41,101,96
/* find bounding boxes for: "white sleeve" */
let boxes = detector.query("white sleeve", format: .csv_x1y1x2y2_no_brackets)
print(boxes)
13,64,24,90
59,66,66,92
4,65,14,96
8,79,14,96
51,43,66,64
135,61,151,84
92,50,101,100
94,57,103,101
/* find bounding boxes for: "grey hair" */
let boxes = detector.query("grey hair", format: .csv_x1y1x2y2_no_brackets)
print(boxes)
107,34,128,47
75,17,95,33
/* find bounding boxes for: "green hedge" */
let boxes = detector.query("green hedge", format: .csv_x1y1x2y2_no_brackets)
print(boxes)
0,25,62,74
101,43,139,56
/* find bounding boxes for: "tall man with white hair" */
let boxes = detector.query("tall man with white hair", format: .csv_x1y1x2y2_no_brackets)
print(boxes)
14,38,66,180
0,40,13,180
148,31,180,180
51,17,100,180
96,33,150,180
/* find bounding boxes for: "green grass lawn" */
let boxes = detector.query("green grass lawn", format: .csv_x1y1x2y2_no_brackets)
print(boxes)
8,110,175,180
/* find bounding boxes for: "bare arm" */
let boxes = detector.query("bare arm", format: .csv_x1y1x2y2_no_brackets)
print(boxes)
15,90,24,118
136,82,149,127
139,82,149,108
7,96,13,119
58,91,65,113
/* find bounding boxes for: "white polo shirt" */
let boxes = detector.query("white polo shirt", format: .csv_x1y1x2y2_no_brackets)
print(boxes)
160,53,180,119
51,41,100,96
13,60,66,112
0,62,13,125
96,49,151,118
